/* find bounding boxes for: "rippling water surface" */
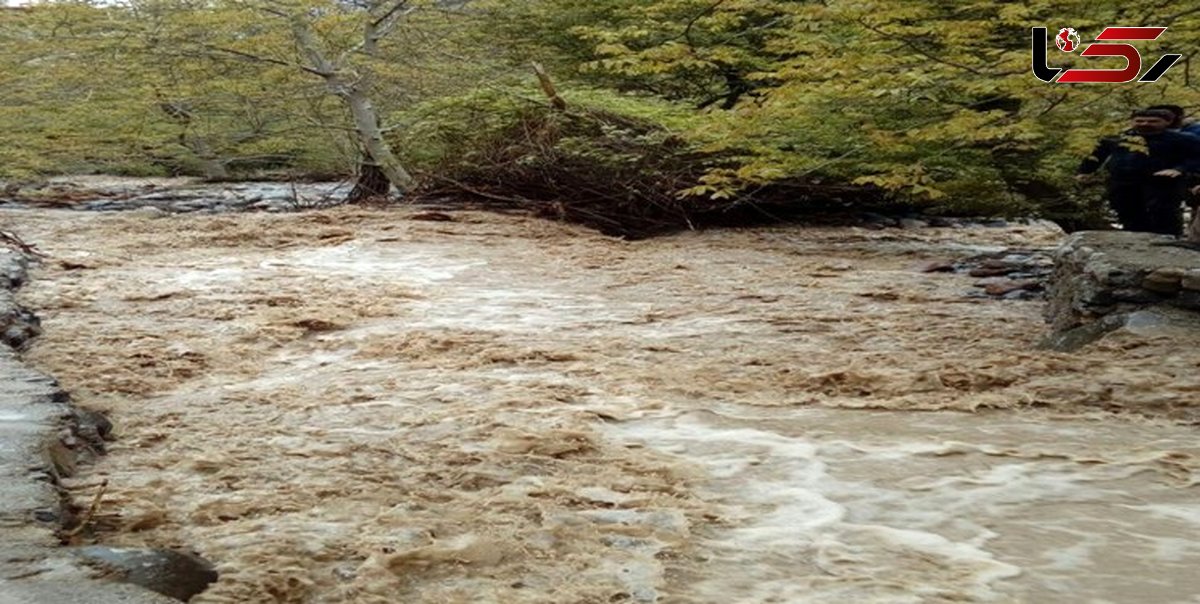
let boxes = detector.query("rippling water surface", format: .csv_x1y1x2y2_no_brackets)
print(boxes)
5,194,1197,603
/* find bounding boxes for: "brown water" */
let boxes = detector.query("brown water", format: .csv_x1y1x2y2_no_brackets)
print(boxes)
5,204,1199,603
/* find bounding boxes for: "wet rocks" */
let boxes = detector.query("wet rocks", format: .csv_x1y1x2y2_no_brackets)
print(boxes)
1142,267,1185,294
1044,231,1200,333
984,279,1041,297
0,244,178,603
1040,307,1200,352
0,249,27,287
73,547,218,602
915,248,1055,300
1,303,43,349
1,252,44,350
5,179,355,215
859,212,897,228
918,260,956,273
857,213,1047,231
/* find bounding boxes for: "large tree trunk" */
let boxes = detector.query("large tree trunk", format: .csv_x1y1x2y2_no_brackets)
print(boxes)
289,12,415,200
344,88,414,194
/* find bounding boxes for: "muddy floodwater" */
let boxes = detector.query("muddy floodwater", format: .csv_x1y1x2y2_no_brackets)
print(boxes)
5,204,1199,603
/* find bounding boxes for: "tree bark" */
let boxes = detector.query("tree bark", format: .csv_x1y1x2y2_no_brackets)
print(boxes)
344,87,415,193
289,11,415,197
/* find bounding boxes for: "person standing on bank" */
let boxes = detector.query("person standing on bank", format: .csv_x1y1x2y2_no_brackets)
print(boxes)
1076,109,1200,236
1145,104,1200,138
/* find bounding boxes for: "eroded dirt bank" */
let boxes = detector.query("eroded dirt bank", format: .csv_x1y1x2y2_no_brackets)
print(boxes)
5,206,1199,603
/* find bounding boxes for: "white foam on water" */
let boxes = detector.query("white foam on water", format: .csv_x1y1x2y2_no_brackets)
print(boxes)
267,244,485,285
606,408,1200,603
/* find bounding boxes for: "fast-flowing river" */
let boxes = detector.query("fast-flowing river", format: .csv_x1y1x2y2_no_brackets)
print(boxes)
4,190,1198,603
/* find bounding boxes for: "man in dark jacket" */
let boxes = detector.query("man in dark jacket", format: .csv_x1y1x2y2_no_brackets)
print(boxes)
1146,104,1200,138
1076,108,1200,236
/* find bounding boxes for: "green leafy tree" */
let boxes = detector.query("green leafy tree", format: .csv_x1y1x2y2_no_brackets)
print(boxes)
485,0,1200,222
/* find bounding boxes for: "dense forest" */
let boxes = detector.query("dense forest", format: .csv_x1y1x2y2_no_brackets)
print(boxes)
2,1,1199,232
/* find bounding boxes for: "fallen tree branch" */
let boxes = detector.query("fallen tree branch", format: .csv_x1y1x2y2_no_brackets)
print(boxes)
0,230,48,259
64,479,108,538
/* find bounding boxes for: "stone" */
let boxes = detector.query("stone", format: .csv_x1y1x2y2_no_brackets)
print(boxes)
969,265,1017,278
860,212,897,227
1175,290,1200,309
1,242,175,604
898,218,929,230
1109,288,1162,304
1038,313,1129,352
1003,289,1042,301
985,280,1041,296
918,260,956,273
0,252,26,288
1,305,42,349
74,409,113,441
73,547,218,602
1044,231,1200,331
1181,269,1200,291
1142,267,1185,294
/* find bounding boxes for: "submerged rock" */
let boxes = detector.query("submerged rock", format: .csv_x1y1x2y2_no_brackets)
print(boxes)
917,247,1055,301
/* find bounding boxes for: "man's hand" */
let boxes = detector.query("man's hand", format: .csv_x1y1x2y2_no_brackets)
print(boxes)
1154,169,1183,178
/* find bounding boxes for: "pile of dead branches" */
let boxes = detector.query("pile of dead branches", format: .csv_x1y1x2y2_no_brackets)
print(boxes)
412,102,734,239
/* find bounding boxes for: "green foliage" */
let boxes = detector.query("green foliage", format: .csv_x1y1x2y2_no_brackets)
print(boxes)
3,0,1199,225
394,84,706,171
0,1,488,181
491,0,1200,221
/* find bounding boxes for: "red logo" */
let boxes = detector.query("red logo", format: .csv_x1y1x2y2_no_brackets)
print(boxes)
1056,28,1080,52
1032,27,1183,83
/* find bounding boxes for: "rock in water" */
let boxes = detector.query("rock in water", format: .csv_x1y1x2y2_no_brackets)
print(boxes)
74,547,218,602
898,218,929,230
917,260,956,273
984,279,1041,296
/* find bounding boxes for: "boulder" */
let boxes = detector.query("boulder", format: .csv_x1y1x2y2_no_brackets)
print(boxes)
74,547,218,602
